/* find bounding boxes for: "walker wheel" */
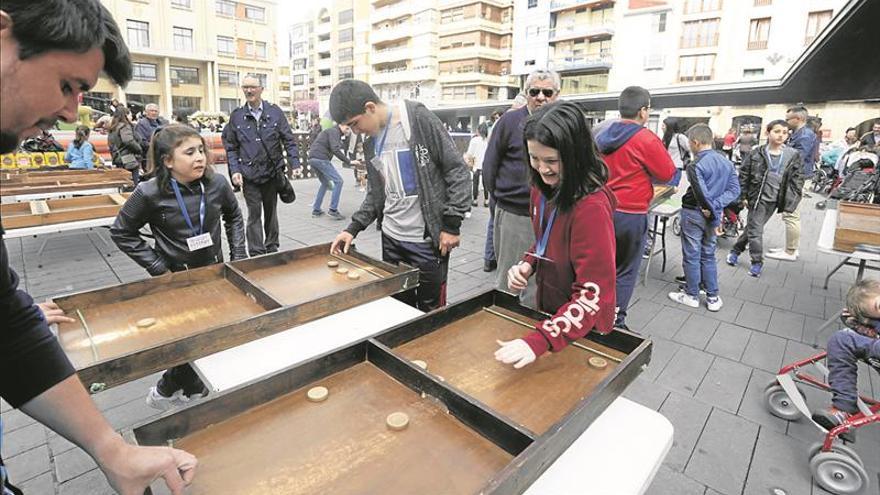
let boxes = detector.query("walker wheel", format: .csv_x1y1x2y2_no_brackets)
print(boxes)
764,383,802,420
808,442,864,468
671,216,681,236
810,451,869,495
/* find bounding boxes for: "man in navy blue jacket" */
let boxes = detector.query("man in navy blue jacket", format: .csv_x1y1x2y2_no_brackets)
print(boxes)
669,124,740,312
223,75,301,256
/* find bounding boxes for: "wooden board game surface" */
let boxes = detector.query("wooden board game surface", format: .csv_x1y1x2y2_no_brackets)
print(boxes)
172,362,512,495
57,278,265,369
239,254,386,306
0,193,128,229
393,306,627,434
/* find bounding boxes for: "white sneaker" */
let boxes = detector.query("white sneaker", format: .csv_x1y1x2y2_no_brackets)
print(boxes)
768,247,800,257
706,296,723,312
146,386,185,411
766,250,798,261
668,291,699,308
465,211,472,218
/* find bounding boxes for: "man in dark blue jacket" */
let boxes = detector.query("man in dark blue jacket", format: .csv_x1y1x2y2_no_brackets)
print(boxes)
222,75,300,256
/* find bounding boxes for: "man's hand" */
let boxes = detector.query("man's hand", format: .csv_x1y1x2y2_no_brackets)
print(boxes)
331,231,354,254
231,173,243,187
494,339,536,369
37,301,75,325
98,442,197,495
507,261,533,293
438,232,460,257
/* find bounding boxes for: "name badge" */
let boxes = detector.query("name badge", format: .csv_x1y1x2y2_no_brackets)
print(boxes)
186,233,213,252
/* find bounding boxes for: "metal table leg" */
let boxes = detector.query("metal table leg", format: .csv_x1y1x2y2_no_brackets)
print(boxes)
823,256,850,289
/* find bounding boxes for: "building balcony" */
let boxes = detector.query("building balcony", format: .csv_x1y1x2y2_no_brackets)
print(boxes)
371,1,416,23
315,19,332,36
548,53,612,72
316,39,332,54
549,23,614,43
371,66,437,85
371,24,417,44
438,17,511,36
550,0,613,13
438,45,510,62
372,47,412,65
317,75,333,87
316,56,332,71
438,72,516,86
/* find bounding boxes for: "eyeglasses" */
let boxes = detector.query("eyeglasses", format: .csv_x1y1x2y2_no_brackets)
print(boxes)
241,85,261,90
528,88,556,98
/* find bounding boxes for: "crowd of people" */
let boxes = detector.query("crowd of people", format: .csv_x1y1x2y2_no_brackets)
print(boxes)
1,1,878,493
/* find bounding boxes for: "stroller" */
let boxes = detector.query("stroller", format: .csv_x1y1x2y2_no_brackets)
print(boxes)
829,158,877,203
764,313,879,495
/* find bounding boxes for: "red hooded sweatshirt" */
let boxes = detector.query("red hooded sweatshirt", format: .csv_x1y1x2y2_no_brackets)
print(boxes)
521,186,617,357
595,120,675,214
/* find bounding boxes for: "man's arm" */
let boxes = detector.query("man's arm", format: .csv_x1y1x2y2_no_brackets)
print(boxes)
481,115,507,196
328,128,352,166
417,105,471,231
738,149,755,204
221,117,242,176
276,110,300,169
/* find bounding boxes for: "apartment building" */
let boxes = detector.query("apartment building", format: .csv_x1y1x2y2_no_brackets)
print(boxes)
436,0,519,105
89,0,279,117
290,20,317,108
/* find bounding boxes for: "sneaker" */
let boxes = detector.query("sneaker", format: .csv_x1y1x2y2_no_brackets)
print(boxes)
483,259,497,272
471,200,478,207
483,200,489,207
668,291,699,308
748,263,763,278
726,251,739,266
465,211,472,218
327,210,345,220
706,295,723,312
766,250,798,261
812,408,856,443
146,387,184,411
311,210,324,218
642,240,654,259
768,247,800,257
674,275,687,284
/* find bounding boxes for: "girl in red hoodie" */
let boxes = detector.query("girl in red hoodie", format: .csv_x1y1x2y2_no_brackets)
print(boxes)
496,102,618,369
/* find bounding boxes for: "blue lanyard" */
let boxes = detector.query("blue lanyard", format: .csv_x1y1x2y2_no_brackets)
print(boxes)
170,178,206,237
374,109,394,157
765,148,783,173
535,195,557,259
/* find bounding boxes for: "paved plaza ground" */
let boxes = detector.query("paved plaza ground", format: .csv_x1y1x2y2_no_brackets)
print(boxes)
2,169,878,494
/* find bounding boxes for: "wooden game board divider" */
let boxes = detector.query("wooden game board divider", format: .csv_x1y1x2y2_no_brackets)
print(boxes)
481,306,623,363
330,252,387,279
75,309,100,363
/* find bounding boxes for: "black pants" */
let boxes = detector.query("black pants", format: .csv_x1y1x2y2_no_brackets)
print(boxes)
732,200,775,264
242,179,279,256
381,233,449,311
472,169,488,202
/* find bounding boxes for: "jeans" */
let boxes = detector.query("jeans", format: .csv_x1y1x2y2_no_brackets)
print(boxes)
309,158,343,213
680,208,719,298
484,197,496,263
242,178,279,256
381,233,448,311
732,200,775,264
827,329,880,413
613,211,648,325
472,169,488,201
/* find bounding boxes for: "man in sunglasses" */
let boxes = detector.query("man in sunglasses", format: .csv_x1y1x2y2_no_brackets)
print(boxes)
595,86,675,331
483,69,560,305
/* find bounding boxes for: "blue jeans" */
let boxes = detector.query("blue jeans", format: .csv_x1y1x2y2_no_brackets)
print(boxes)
613,211,648,326
827,329,880,413
680,208,719,297
485,197,496,262
309,158,343,213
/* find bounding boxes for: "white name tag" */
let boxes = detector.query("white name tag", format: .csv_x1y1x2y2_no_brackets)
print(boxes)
186,233,213,252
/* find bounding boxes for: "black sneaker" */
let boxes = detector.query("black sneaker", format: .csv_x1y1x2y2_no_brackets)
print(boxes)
328,210,345,220
483,259,497,272
312,210,324,218
676,275,707,294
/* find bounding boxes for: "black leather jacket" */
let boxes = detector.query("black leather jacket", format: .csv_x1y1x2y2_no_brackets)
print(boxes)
739,144,803,214
110,173,247,275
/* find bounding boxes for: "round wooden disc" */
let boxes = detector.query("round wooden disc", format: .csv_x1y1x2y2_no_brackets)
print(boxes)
588,356,608,369
307,386,329,402
327,260,339,268
412,360,428,370
335,267,349,275
347,271,361,280
386,412,409,431
136,317,157,328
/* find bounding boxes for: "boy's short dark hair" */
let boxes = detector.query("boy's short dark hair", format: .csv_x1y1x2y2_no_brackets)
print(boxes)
766,119,788,132
686,123,714,146
618,86,651,119
329,79,383,124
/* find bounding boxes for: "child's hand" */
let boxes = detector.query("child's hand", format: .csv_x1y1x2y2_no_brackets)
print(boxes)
494,339,536,369
507,261,533,293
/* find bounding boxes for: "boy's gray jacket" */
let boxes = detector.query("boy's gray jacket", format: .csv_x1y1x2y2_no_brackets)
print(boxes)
344,100,472,249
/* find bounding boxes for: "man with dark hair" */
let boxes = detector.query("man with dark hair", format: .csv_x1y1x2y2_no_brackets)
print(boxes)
483,69,560,303
861,121,880,147
595,86,675,330
328,79,471,311
0,1,197,493
223,74,301,256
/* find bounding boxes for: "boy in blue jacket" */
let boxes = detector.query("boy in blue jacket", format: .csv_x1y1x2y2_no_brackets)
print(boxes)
669,124,740,312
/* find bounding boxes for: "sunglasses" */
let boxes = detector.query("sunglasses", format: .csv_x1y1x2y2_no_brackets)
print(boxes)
528,88,556,98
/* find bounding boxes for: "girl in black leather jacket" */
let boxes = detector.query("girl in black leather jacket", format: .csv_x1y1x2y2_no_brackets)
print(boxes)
110,124,247,408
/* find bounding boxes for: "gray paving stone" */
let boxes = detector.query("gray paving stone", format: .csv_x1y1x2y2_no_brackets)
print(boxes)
4,444,51,484
18,471,54,495
672,313,720,350
741,331,787,373
657,392,712,472
656,346,715,396
645,465,706,495
737,368,789,435
705,322,752,362
0,407,37,434
626,299,665,331
101,396,163,431
622,375,670,411
694,357,751,413
708,294,744,324
735,280,767,303
763,286,795,310
647,305,692,340
58,468,114,495
791,292,826,319
54,447,97,483
767,308,806,341
0,422,47,459
685,408,759,495
742,427,813,495
642,338,683,382
735,301,774,332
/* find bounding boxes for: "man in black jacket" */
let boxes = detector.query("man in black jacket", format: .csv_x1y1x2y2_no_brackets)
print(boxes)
222,75,301,256
0,1,196,493
328,79,471,311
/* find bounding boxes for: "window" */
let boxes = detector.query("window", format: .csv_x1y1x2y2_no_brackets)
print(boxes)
805,10,832,45
339,9,353,24
218,70,238,86
170,65,199,85
255,41,267,59
220,98,239,114
126,94,160,107
173,27,194,52
684,0,722,14
247,73,267,88
292,42,306,56
528,0,537,8
748,18,770,50
743,68,764,77
171,0,191,8
293,58,307,70
338,47,353,62
132,62,157,81
245,5,265,22
681,18,720,48
643,53,665,70
216,0,235,16
338,28,353,43
126,20,150,49
217,36,234,55
338,65,354,80
293,75,305,85
754,0,771,5
678,54,715,82
172,96,200,111
652,12,667,32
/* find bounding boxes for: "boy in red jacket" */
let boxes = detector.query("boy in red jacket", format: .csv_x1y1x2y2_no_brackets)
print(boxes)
595,86,675,331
